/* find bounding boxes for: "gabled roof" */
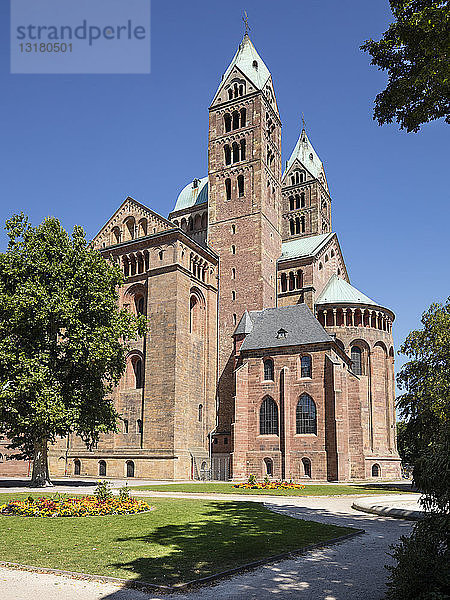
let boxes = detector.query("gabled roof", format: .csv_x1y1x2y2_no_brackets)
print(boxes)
213,34,271,102
316,274,377,306
172,176,208,213
281,232,334,261
234,310,254,335
239,304,332,351
285,128,323,180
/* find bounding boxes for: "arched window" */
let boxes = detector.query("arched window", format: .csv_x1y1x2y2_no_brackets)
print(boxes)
280,272,287,292
291,175,295,186
260,396,278,435
296,394,317,434
240,107,246,127
290,220,295,235
240,139,246,161
125,217,135,241
302,457,312,478
133,358,143,388
264,457,273,476
301,216,305,233
224,145,231,165
98,460,106,477
111,226,121,245
301,192,306,207
225,178,232,200
231,268,236,279
126,460,135,478
135,295,145,315
300,355,312,378
263,358,274,381
123,419,129,434
74,459,81,475
296,270,303,288
300,172,304,183
351,346,363,375
198,404,203,422
289,272,295,291
295,172,300,184
231,245,236,254
136,419,143,434
295,217,301,234
232,111,240,130
232,142,240,163
190,291,204,334
228,89,233,100
289,196,294,211
233,83,238,98
224,113,232,132
238,174,245,197
295,194,300,209
372,464,380,477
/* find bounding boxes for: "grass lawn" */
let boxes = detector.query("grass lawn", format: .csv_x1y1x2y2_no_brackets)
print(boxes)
131,482,413,496
0,493,356,586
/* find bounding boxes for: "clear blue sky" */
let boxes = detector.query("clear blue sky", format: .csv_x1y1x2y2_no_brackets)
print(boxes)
0,0,448,380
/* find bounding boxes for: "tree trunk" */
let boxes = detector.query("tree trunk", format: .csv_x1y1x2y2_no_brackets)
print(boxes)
31,437,53,487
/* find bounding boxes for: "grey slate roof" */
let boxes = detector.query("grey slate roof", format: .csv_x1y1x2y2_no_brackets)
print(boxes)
285,128,323,179
234,310,254,335
173,176,208,212
213,34,271,103
281,232,334,261
316,274,378,306
238,304,332,351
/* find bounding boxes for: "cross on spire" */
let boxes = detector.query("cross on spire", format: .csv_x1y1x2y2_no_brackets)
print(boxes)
242,10,250,36
301,112,307,131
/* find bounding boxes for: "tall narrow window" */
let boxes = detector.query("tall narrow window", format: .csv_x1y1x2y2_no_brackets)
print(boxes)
301,355,312,378
136,419,143,434
228,89,233,100
296,394,317,434
281,272,287,292
301,192,306,207
289,196,295,210
98,460,106,477
260,396,278,435
290,220,295,235
295,217,301,234
232,142,240,163
302,457,312,477
240,107,246,127
74,459,81,475
295,194,300,209
301,216,305,233
225,178,232,200
296,270,303,288
263,358,274,381
295,172,300,184
231,245,236,254
123,419,129,434
238,174,245,197
372,464,380,477
231,290,236,301
224,145,231,165
198,404,203,422
289,272,295,291
224,113,232,132
126,460,135,477
232,111,240,130
135,295,145,315
351,346,363,375
264,457,273,476
134,359,143,388
231,268,236,279
240,139,246,161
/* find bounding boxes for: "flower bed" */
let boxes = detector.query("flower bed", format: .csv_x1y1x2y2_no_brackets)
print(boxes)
0,495,152,517
233,480,306,491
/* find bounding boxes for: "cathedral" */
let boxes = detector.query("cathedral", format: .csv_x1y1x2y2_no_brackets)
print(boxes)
2,34,402,481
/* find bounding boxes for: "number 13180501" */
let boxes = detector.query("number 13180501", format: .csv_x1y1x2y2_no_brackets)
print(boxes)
20,43,73,53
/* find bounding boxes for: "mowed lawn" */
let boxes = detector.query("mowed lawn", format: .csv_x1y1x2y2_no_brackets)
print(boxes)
131,482,413,496
0,494,356,586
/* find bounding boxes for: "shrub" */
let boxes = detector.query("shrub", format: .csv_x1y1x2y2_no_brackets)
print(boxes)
386,515,450,600
94,480,113,501
118,485,130,501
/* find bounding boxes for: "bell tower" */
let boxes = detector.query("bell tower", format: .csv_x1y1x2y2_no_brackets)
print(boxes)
207,34,282,435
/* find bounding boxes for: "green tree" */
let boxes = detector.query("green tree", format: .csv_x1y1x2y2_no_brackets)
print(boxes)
386,298,450,599
361,0,450,132
0,214,146,487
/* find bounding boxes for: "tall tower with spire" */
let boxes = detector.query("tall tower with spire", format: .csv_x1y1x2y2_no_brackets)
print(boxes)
207,34,282,435
281,127,331,241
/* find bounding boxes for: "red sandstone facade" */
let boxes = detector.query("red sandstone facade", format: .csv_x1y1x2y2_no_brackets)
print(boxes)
0,34,401,481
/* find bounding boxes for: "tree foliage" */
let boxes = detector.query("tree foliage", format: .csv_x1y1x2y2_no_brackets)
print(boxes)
361,0,450,132
386,298,450,600
0,214,146,486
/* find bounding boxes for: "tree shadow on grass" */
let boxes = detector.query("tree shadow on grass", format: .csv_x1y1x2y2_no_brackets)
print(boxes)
99,500,413,600
107,500,411,587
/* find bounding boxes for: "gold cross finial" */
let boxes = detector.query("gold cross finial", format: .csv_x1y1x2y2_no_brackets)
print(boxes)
302,112,307,131
242,11,250,36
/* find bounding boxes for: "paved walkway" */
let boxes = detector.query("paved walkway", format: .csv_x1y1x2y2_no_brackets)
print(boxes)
0,489,415,600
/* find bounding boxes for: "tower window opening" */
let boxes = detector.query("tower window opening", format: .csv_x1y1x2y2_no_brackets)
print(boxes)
224,144,231,165
231,245,236,254
252,60,258,70
225,178,232,200
224,113,232,132
240,138,246,161
238,174,245,197
290,220,295,235
232,110,240,130
295,194,300,209
240,107,246,127
301,192,306,207
232,142,240,163
289,196,294,211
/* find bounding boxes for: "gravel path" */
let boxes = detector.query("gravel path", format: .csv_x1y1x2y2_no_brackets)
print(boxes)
0,494,413,600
